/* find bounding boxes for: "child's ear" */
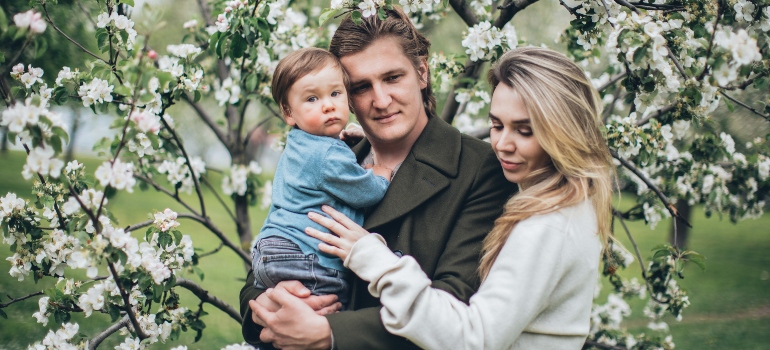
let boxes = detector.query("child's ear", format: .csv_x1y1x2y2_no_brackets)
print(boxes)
283,107,296,126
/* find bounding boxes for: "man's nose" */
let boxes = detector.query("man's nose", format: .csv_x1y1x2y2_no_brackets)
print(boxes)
371,84,392,110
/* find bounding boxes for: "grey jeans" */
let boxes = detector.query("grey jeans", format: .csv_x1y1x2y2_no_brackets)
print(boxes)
252,236,350,308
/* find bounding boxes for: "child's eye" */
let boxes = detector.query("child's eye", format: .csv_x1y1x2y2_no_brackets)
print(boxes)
307,96,317,102
331,91,341,97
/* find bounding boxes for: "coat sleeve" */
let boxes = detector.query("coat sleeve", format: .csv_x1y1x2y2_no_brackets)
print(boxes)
346,219,570,349
320,143,390,209
239,270,268,346
325,149,515,350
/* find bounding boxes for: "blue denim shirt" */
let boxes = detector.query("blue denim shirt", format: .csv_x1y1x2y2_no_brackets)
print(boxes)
258,128,389,271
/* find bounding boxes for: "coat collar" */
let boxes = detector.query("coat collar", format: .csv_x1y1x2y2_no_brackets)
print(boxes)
353,117,463,229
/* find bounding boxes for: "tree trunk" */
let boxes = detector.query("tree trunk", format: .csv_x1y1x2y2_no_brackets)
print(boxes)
669,199,691,249
65,108,81,162
1,126,7,153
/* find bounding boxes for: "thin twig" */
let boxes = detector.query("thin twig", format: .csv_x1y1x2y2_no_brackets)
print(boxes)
107,262,149,340
667,48,688,79
175,277,242,323
610,149,692,228
635,103,676,126
243,113,281,147
585,339,629,350
598,72,627,93
42,4,109,64
198,242,225,258
613,209,671,304
177,213,251,264
697,0,723,81
181,94,229,147
558,0,581,16
88,316,130,350
719,91,770,121
21,144,67,230
0,291,44,308
722,72,768,90
133,173,201,216
200,176,237,222
5,39,31,71
600,0,615,28
125,219,153,233
158,105,208,218
614,0,640,13
76,2,99,29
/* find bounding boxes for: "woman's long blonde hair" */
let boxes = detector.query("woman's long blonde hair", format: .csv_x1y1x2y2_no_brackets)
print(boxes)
479,47,614,280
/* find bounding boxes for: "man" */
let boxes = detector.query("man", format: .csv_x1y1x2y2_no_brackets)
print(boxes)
240,7,515,349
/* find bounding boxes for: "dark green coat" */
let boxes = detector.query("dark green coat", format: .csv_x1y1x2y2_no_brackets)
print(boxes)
239,116,516,349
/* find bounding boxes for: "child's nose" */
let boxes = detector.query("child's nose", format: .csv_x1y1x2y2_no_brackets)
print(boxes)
322,98,335,113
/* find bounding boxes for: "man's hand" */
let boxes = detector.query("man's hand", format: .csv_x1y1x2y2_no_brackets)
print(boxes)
252,287,334,349
250,280,341,327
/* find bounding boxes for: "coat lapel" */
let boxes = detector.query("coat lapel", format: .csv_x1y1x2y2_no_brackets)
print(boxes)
362,117,462,230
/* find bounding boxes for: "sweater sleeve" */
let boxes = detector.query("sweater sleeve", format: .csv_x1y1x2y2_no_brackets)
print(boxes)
345,218,571,350
320,143,389,209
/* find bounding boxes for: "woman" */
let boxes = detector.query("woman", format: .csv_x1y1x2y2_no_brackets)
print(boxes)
263,46,613,349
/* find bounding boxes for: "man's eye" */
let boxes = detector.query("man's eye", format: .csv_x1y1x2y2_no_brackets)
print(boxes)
386,75,401,82
350,85,369,95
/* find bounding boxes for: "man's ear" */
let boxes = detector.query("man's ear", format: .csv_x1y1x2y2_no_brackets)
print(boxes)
417,58,429,89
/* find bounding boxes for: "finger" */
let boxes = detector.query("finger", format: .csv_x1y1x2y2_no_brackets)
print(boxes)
266,286,306,310
252,297,278,328
308,211,349,236
303,293,338,310
249,300,268,327
321,205,364,231
260,327,276,345
315,302,343,316
256,290,281,312
275,280,311,298
306,227,343,247
318,242,347,260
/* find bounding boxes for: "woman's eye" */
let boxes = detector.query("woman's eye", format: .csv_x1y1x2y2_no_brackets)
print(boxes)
490,124,503,130
518,127,533,136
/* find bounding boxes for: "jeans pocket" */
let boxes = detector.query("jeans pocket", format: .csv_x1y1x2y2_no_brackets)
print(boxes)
253,237,313,289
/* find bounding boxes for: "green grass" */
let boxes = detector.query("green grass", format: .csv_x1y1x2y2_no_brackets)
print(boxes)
1,149,769,349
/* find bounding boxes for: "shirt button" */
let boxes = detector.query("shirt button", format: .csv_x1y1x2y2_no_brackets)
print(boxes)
393,250,404,257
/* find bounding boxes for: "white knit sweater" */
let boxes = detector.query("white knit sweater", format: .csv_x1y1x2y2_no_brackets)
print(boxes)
344,200,602,350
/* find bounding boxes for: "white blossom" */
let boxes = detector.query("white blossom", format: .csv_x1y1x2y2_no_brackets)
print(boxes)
95,159,136,192
78,78,114,107
13,10,46,34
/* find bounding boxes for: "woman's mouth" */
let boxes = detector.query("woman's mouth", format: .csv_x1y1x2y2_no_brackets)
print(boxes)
499,159,522,171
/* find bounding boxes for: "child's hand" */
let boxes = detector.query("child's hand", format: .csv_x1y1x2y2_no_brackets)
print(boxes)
371,164,391,181
340,123,365,147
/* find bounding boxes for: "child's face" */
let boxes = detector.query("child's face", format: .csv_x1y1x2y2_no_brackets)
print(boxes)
285,63,350,137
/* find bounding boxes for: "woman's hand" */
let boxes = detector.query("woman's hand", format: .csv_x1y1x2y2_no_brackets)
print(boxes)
306,205,371,261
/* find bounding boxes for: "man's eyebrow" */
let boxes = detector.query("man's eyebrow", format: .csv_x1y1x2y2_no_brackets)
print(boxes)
349,68,408,86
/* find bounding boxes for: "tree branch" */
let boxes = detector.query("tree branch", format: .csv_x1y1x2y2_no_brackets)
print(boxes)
613,0,640,14
181,94,229,147
200,176,237,222
697,0,723,81
158,106,208,218
177,213,251,264
585,339,629,350
610,149,692,228
133,173,201,216
448,0,479,27
635,103,676,126
598,72,627,93
493,0,539,28
88,316,130,350
41,4,109,65
613,209,671,304
21,144,67,230
719,91,770,122
0,291,44,308
175,277,242,323
125,219,153,233
107,262,149,340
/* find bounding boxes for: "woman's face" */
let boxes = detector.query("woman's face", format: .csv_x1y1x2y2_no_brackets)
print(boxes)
489,84,551,185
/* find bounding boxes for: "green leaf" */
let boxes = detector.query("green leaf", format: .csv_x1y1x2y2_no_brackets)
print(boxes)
0,51,5,65
122,0,135,6
108,303,121,322
173,230,182,245
351,11,363,25
50,134,63,155
685,252,706,270
725,98,734,112
319,8,338,26
193,266,204,281
194,90,201,102
216,32,229,58
0,6,8,33
246,73,257,92
159,231,172,247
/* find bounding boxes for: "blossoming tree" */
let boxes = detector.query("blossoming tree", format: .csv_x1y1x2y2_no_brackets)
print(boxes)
0,0,768,348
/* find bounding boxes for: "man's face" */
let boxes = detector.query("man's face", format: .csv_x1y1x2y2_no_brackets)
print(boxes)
340,36,429,147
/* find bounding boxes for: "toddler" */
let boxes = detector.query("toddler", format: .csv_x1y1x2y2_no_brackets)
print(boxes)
251,48,390,308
